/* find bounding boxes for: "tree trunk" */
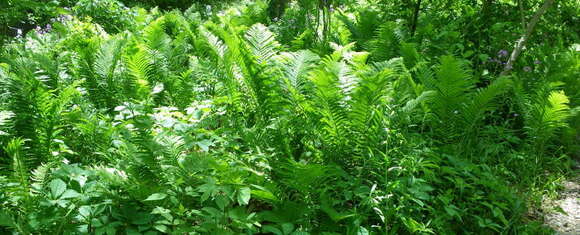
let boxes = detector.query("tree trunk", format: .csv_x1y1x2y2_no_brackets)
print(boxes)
501,0,555,76
410,0,422,36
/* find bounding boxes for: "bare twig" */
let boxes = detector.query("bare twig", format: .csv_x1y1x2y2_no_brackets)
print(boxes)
501,0,555,76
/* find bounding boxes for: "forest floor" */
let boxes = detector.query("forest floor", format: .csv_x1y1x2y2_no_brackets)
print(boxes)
542,169,580,235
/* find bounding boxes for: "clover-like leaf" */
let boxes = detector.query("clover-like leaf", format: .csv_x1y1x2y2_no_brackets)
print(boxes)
49,179,67,198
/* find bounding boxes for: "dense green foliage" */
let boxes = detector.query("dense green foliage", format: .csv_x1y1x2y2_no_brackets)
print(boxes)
0,0,578,234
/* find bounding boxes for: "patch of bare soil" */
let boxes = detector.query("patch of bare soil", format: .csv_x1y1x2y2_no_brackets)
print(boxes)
542,176,580,235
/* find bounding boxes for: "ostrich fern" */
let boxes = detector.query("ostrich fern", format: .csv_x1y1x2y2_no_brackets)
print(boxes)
416,56,513,143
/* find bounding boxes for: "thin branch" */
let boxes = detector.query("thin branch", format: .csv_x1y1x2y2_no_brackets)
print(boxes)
500,0,555,76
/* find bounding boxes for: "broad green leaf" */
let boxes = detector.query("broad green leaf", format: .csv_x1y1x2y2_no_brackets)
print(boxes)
49,179,67,198
321,202,355,222
262,225,283,235
79,205,92,218
60,189,81,199
215,195,229,210
196,139,214,152
356,227,369,235
151,206,171,215
237,187,251,205
154,224,168,233
144,193,167,201
251,184,278,201
202,207,222,217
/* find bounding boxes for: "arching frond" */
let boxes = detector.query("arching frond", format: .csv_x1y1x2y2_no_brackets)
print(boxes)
309,55,354,154
461,78,513,128
126,44,154,99
143,17,171,53
0,111,14,136
278,50,320,109
431,56,474,122
201,28,227,59
402,90,437,115
94,36,126,80
525,89,571,143
368,22,401,62
245,23,281,65
5,138,29,191
543,91,571,128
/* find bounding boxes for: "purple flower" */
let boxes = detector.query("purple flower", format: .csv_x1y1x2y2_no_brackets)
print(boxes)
534,60,541,64
34,24,52,35
498,50,508,57
523,66,532,72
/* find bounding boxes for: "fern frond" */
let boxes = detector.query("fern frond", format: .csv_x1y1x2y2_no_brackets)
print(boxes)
278,50,320,95
461,78,513,128
0,111,14,136
5,138,29,190
400,42,420,69
373,57,419,100
30,163,51,194
143,17,171,53
542,90,571,128
94,36,126,80
30,53,60,90
431,56,474,121
278,50,320,109
310,56,351,151
245,23,281,65
205,22,260,112
0,64,47,166
277,159,345,195
523,88,571,150
349,69,391,127
201,28,227,59
335,61,358,107
435,56,473,100
402,90,437,114
126,44,154,99
414,62,437,90
368,22,401,61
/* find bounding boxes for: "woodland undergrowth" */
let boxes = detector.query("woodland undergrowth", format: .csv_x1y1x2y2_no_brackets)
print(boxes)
0,0,578,234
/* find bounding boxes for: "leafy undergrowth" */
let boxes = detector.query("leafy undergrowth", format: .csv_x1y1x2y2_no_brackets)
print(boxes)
0,0,578,234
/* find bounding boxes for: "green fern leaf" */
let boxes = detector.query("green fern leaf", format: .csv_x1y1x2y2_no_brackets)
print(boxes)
126,44,154,99
245,23,281,65
278,50,320,109
461,78,513,128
